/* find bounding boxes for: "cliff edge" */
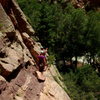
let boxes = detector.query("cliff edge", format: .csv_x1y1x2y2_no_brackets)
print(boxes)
0,0,70,100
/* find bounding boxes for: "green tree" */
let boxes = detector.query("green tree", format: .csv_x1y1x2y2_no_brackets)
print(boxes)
85,11,100,66
17,0,100,71
62,65,100,100
17,0,42,31
60,5,88,69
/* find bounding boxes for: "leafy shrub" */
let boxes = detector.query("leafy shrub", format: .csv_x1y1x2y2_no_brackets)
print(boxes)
62,65,100,100
48,54,55,65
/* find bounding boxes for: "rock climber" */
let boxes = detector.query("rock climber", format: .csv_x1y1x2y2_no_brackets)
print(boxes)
37,47,48,72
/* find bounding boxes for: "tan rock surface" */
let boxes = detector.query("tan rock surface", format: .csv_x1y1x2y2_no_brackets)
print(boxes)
0,75,6,81
0,1,71,100
0,3,15,33
0,66,44,100
40,65,71,100
0,75,7,95
11,0,35,36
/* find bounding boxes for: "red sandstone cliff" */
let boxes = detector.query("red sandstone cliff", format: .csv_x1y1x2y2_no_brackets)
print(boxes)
0,0,70,100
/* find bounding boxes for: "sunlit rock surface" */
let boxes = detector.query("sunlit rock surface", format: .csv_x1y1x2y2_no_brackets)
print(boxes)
0,0,71,100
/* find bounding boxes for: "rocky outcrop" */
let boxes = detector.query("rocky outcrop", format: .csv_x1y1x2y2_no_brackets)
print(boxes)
0,76,7,94
0,1,34,78
0,3,15,40
72,0,100,9
40,65,70,100
0,3,14,32
11,0,35,35
0,0,10,10
0,0,71,100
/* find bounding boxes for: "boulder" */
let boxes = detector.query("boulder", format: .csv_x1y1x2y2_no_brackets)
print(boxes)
36,71,46,82
0,30,34,77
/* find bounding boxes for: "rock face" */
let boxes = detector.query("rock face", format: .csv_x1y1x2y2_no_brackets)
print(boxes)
72,0,100,9
0,0,71,100
0,3,15,33
11,0,35,35
40,65,71,100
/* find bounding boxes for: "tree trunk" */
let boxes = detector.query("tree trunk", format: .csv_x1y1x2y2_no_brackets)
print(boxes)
62,57,66,67
75,56,77,68
72,56,77,72
70,57,73,67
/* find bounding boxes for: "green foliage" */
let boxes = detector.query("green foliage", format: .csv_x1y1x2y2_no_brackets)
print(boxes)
17,0,100,63
64,7,88,58
0,23,2,28
48,54,56,65
62,65,100,100
17,0,42,31
0,23,3,31
86,11,100,57
17,1,100,99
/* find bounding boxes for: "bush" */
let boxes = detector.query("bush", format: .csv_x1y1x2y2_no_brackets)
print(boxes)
48,54,56,65
62,65,100,100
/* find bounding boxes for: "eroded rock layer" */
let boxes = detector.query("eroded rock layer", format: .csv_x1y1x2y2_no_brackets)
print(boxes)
0,0,71,100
